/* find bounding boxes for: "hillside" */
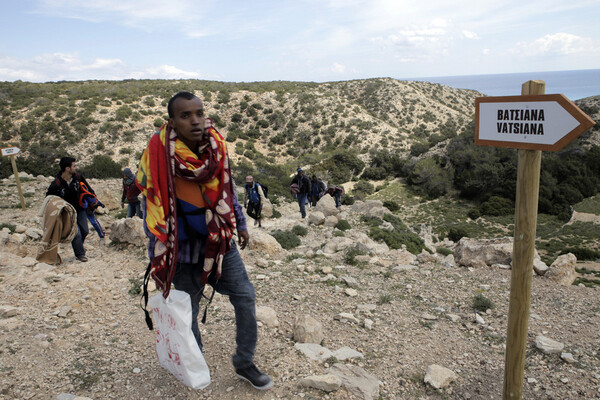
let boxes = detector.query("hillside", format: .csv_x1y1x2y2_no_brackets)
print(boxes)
0,78,479,172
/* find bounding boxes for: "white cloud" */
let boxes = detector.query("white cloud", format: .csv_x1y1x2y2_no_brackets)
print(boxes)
331,62,346,73
462,30,479,40
0,52,200,82
511,33,600,56
483,48,490,55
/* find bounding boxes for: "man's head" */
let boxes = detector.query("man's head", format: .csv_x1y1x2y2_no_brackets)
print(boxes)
311,175,317,181
297,168,304,176
167,91,206,149
59,157,76,173
245,175,253,184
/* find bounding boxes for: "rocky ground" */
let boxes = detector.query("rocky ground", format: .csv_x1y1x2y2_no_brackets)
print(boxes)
1,175,599,400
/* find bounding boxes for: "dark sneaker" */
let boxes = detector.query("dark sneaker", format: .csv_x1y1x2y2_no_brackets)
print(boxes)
77,256,88,262
235,364,273,390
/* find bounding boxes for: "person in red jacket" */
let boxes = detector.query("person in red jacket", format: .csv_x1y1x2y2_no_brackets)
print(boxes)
121,168,142,218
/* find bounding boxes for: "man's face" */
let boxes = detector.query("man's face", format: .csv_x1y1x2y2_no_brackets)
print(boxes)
168,96,205,148
66,163,77,175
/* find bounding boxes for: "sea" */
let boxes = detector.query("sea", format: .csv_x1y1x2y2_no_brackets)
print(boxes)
406,69,600,101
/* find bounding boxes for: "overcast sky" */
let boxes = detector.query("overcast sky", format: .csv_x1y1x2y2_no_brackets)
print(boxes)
0,0,598,83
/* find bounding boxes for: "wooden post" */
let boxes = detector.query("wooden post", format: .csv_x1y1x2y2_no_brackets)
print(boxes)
503,80,545,399
10,155,26,210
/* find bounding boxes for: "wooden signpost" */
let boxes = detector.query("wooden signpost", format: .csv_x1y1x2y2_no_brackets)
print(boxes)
475,81,595,400
1,147,26,210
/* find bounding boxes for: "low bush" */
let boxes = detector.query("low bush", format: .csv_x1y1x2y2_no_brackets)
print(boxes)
271,229,301,250
447,227,468,242
473,293,495,312
344,246,366,266
335,219,351,231
436,247,452,256
291,225,308,237
83,155,123,179
383,200,400,212
468,208,481,220
560,247,600,261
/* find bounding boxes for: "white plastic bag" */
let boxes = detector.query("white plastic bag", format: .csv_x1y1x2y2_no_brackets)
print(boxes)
148,289,211,389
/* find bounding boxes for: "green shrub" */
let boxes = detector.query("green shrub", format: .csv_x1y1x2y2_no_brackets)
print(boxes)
383,200,400,212
447,227,468,242
272,209,282,218
342,195,355,205
468,208,481,220
473,293,495,312
0,223,16,233
344,247,366,265
479,196,513,216
436,247,452,256
83,155,123,178
291,225,308,237
271,230,301,249
353,180,375,198
153,118,164,128
335,219,351,231
560,247,600,261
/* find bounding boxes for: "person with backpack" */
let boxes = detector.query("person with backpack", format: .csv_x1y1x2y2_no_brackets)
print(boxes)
243,175,265,228
121,167,143,218
326,185,344,208
137,92,273,391
46,156,94,262
291,168,311,219
310,175,327,207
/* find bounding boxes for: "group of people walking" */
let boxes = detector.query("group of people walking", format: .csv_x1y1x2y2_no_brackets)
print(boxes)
290,167,343,219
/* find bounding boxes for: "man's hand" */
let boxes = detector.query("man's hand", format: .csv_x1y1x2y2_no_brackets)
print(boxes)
120,201,124,209
238,230,249,250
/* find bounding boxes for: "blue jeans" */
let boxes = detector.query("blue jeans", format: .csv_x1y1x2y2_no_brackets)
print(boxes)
127,202,142,218
172,242,257,369
297,193,307,218
334,194,341,208
71,209,89,258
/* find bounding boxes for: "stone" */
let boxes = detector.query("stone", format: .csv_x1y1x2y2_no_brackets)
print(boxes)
109,217,146,246
308,211,326,225
334,312,359,324
321,266,333,274
393,264,417,272
324,215,338,227
328,363,380,400
294,343,334,361
424,364,457,389
315,195,339,217
333,346,364,361
364,318,374,330
421,313,438,321
342,276,359,288
344,288,358,297
533,258,549,276
261,199,273,218
0,306,18,319
25,228,42,240
56,306,72,318
300,374,342,392
256,306,279,327
545,253,577,285
248,229,284,256
446,314,461,323
454,237,513,268
293,314,324,344
356,304,376,314
475,314,485,325
323,236,355,254
535,335,564,354
561,352,576,364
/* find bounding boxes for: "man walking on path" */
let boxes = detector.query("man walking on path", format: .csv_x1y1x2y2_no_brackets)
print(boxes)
137,91,273,391
121,168,143,218
310,175,326,207
291,168,311,219
46,156,93,262
243,175,264,228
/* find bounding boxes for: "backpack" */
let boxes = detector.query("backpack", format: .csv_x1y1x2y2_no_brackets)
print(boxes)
258,182,268,198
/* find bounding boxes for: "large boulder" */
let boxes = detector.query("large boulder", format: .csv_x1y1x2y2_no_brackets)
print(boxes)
109,217,146,246
315,195,338,217
454,237,513,268
347,231,389,255
545,253,577,285
261,199,273,218
323,236,355,254
308,211,326,226
248,229,283,257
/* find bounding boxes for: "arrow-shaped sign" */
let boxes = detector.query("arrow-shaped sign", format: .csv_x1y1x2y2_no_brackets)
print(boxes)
475,94,595,151
1,147,21,157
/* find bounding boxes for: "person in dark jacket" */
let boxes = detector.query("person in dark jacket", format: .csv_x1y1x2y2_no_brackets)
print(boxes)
310,175,326,207
291,168,311,219
46,156,93,262
121,168,143,218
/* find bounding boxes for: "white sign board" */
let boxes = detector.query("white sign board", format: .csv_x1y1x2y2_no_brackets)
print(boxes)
475,94,595,151
1,147,20,157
